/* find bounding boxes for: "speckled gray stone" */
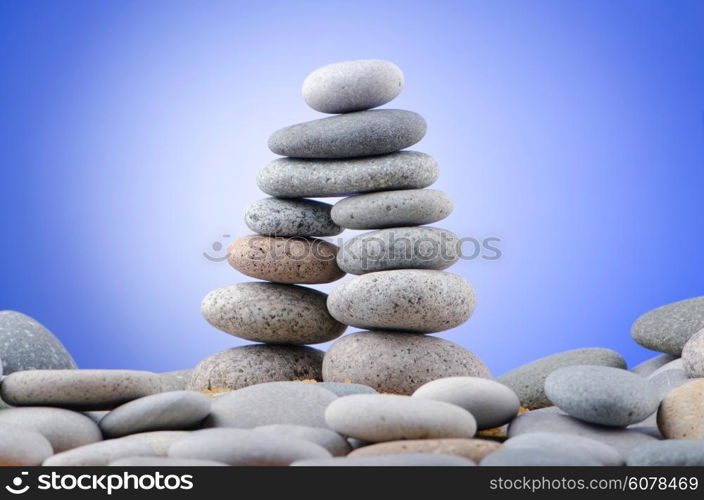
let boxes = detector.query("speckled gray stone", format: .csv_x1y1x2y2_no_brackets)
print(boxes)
480,447,600,466
508,407,657,456
0,369,162,410
302,59,404,114
160,370,192,391
109,456,228,466
325,394,477,442
0,407,102,452
245,198,342,237
545,365,659,427
204,381,337,429
626,440,704,466
188,345,324,391
631,353,678,377
413,377,520,430
323,332,491,395
337,227,461,274
254,424,351,456
0,424,54,465
293,453,476,467
168,428,331,465
122,431,190,456
503,432,623,466
99,391,211,438
201,283,345,345
331,189,453,229
0,311,76,374
682,328,704,377
43,439,157,466
632,297,704,355
327,270,475,333
316,382,377,397
257,151,439,198
268,109,426,159
497,348,627,409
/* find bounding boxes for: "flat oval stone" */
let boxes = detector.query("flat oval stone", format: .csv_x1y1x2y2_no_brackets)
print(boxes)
292,453,475,467
201,283,345,344
159,370,192,391
268,109,426,159
0,310,76,374
315,382,377,397
188,345,324,391
497,348,627,409
323,332,491,395
227,236,345,284
626,440,704,466
302,59,404,113
632,297,704,355
0,407,102,452
325,394,477,442
205,381,337,429
244,198,342,237
327,270,475,333
682,329,704,377
99,391,211,438
254,424,351,456
332,189,453,229
168,428,331,465
109,456,228,466
503,432,623,466
631,353,679,376
122,431,190,456
337,227,460,274
257,151,439,198
0,424,54,465
545,365,659,427
480,447,600,466
43,439,157,466
413,377,520,429
349,438,501,463
657,379,704,439
0,369,162,410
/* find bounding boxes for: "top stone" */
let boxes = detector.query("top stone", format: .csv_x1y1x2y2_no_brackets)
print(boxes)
631,296,704,355
302,59,404,114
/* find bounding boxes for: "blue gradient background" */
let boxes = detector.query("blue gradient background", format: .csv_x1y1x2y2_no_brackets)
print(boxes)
1,0,703,375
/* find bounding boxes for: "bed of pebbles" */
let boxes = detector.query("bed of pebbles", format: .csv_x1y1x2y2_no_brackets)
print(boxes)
1,61,703,467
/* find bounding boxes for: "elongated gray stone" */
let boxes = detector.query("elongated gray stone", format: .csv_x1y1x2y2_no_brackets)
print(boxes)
626,440,704,466
480,447,600,466
631,297,704,355
254,424,351,456
631,353,678,377
503,432,623,465
109,456,228,466
122,431,190,456
160,370,192,392
0,424,54,465
43,439,157,466
293,453,475,467
245,198,342,237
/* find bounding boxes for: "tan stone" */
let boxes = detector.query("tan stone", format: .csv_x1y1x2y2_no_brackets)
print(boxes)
349,438,502,462
657,379,704,439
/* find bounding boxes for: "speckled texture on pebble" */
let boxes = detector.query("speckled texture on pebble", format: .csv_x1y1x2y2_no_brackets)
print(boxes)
331,189,453,229
349,438,501,463
257,151,439,198
682,329,704,377
631,297,704,355
327,270,475,333
657,379,704,439
201,283,345,344
43,439,157,466
268,109,426,158
244,198,342,237
323,331,491,395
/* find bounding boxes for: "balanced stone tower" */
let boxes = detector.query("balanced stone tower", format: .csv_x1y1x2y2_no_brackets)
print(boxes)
189,59,490,394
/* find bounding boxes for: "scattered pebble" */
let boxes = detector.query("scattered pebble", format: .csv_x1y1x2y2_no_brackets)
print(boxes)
480,447,601,466
348,438,501,463
254,424,351,456
631,296,704,355
657,379,704,439
315,382,377,396
503,432,623,466
631,353,678,377
122,431,190,456
0,424,54,465
292,453,476,467
244,198,342,237
159,370,192,392
43,439,156,466
626,440,704,466
109,456,228,466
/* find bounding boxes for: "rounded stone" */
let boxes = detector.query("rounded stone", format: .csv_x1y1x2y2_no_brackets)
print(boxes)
0,369,162,410
626,440,704,466
122,431,190,456
0,424,54,465
480,447,600,466
323,332,491,395
315,382,377,397
268,109,426,159
159,370,192,391
413,377,520,429
657,379,704,439
337,227,461,275
0,310,77,374
292,453,475,467
168,428,331,465
227,235,344,284
0,407,102,452
257,151,439,198
43,439,157,466
99,391,212,438
331,189,453,229
254,424,351,456
631,353,679,377
632,296,704,355
325,394,477,442
327,270,475,333
109,456,228,466
349,438,501,463
682,328,704,377
244,198,342,237
201,283,345,345
544,365,660,427
302,59,404,114
204,381,337,429
188,345,324,391
497,348,627,409
503,432,623,466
